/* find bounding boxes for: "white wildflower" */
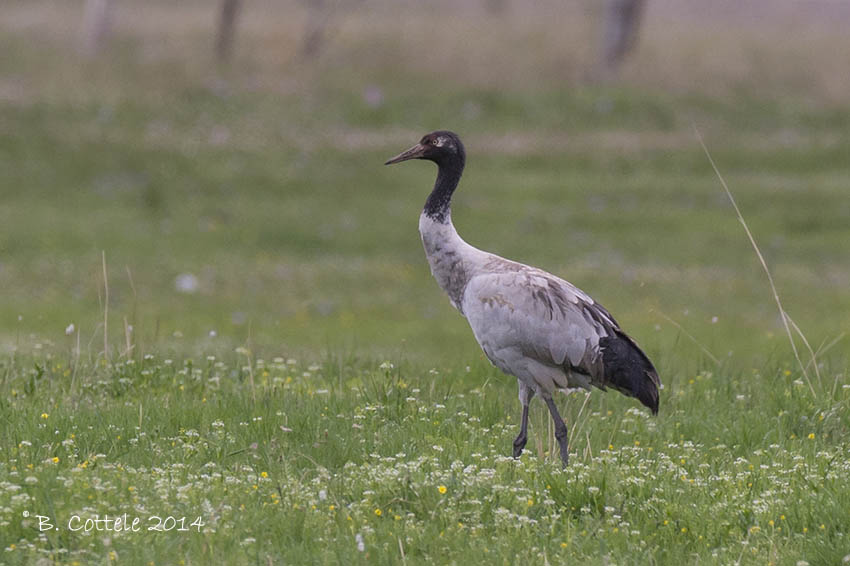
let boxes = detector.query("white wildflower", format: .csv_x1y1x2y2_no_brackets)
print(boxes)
175,273,199,293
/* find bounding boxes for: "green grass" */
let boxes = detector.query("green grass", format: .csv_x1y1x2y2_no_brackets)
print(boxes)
1,354,848,564
1,1,850,563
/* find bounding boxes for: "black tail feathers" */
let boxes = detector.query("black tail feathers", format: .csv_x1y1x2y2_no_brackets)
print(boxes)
599,331,660,415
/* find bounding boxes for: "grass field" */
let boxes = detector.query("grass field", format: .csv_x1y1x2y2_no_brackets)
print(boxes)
1,1,849,564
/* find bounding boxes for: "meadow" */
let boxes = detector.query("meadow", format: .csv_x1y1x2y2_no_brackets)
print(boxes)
1,1,849,564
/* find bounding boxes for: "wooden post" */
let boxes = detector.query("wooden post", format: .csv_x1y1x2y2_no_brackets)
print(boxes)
600,0,647,77
300,0,329,59
216,0,242,63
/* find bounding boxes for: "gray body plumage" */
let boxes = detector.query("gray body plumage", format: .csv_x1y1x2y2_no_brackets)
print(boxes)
420,213,648,400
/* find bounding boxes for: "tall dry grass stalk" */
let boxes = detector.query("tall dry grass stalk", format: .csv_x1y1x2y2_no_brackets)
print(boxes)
102,251,109,363
694,126,821,395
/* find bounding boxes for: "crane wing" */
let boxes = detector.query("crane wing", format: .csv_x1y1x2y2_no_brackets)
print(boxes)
462,267,617,378
461,263,660,412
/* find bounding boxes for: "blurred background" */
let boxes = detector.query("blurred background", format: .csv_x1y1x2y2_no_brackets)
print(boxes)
1,0,848,369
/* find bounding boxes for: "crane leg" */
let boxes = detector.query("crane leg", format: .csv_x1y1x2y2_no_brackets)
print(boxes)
513,382,534,458
544,396,569,467
513,404,530,458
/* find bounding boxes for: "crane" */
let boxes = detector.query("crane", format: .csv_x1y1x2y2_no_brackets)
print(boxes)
386,130,660,466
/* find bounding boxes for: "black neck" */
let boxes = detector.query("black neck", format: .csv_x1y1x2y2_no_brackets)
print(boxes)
423,155,464,223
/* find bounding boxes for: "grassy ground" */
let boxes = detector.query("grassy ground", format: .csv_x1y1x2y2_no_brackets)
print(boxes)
1,1,849,564
2,355,849,564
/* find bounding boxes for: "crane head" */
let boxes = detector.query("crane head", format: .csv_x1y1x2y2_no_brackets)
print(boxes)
385,130,465,166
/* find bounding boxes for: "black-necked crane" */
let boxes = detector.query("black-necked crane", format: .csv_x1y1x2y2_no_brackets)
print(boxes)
385,130,660,466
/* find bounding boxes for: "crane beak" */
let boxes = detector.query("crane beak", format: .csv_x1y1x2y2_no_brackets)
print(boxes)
384,143,426,165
